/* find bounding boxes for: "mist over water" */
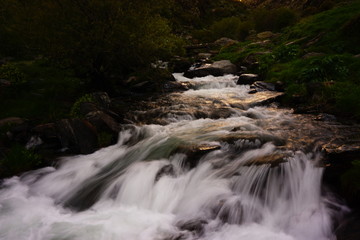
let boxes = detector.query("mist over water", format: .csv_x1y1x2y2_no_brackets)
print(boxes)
0,74,347,240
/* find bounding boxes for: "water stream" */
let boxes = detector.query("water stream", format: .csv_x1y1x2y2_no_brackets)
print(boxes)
0,74,348,240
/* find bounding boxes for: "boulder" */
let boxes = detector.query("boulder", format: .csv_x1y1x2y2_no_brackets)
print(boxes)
55,119,98,154
85,111,121,133
256,31,277,39
214,37,238,47
237,74,259,85
184,60,237,78
0,117,26,128
197,53,212,60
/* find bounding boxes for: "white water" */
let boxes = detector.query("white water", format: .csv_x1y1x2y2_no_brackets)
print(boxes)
0,74,346,240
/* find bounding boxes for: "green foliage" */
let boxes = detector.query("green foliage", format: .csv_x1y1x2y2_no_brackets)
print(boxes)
251,7,298,32
341,160,360,196
0,145,42,177
70,94,95,118
0,60,82,122
194,17,251,42
331,82,360,118
299,55,349,83
0,0,184,88
284,1,360,53
0,63,26,86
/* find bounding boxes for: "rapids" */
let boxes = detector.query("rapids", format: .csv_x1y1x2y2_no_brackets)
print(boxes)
0,74,348,240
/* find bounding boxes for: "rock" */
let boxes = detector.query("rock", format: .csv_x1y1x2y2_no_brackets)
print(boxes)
163,81,190,92
256,31,277,39
79,102,99,116
197,53,212,59
251,81,276,91
171,58,193,73
214,37,238,47
155,164,175,182
302,52,326,59
184,60,237,78
237,74,259,85
0,117,26,128
176,143,221,168
177,219,208,236
211,60,238,74
32,123,57,141
91,92,111,109
55,119,98,154
85,111,121,133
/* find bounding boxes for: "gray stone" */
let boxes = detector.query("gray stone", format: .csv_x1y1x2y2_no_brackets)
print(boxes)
184,60,237,78
237,74,259,85
214,37,238,47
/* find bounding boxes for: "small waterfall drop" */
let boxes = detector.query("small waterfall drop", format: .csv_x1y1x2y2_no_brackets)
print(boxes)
0,73,347,240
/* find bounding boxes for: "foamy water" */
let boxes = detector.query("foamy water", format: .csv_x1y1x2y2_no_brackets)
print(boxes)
0,73,346,240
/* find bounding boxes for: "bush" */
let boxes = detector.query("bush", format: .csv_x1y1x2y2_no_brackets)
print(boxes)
0,63,26,86
0,145,42,177
251,7,298,32
193,17,251,42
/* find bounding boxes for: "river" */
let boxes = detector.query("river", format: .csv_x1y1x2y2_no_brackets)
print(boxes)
0,73,349,240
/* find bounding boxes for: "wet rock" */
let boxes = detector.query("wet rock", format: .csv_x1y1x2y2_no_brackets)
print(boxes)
163,81,190,92
237,74,259,85
197,53,212,60
171,57,193,73
215,199,244,224
176,144,221,168
177,219,208,236
55,119,98,154
86,111,121,134
245,153,286,166
314,113,337,122
155,164,175,182
251,81,276,91
184,60,237,78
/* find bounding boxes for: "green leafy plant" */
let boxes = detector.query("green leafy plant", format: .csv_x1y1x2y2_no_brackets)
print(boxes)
0,145,42,177
300,55,348,82
0,63,26,86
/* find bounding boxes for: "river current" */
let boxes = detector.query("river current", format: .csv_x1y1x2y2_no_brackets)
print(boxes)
0,74,348,240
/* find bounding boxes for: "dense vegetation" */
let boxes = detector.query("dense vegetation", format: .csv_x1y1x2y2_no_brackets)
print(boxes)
214,0,360,119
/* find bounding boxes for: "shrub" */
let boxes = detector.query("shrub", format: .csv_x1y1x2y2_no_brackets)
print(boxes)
0,145,42,177
194,17,251,42
0,63,26,86
251,7,298,32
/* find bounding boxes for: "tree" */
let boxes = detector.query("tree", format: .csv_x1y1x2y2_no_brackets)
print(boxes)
0,0,184,90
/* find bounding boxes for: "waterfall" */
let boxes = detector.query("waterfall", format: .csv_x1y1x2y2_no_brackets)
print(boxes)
0,74,347,240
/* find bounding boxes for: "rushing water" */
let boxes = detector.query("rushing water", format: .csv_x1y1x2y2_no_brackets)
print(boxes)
0,74,348,240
